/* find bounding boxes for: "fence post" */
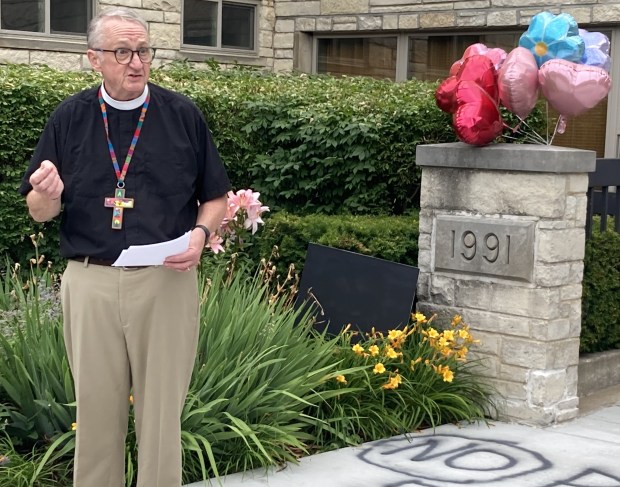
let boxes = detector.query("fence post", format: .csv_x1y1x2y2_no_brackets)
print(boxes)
416,142,595,425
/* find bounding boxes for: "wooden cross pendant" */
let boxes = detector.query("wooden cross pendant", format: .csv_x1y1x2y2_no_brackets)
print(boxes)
104,187,134,230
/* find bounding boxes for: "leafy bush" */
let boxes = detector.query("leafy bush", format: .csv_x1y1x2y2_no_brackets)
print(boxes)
1,62,547,265
306,312,495,449
253,211,420,274
581,228,620,353
0,63,445,265
154,64,456,216
180,262,358,480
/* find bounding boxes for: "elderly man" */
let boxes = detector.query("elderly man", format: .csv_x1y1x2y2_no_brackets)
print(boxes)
19,7,230,486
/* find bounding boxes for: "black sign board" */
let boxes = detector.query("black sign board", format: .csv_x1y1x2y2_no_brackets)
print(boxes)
294,243,419,334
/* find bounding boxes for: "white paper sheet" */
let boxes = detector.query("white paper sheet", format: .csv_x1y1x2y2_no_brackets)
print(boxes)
112,231,191,267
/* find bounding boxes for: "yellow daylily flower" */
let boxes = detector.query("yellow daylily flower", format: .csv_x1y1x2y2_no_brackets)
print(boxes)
373,363,386,374
385,346,399,359
382,373,403,390
414,312,427,323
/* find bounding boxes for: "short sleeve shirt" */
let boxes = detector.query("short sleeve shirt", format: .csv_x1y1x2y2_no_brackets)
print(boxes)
19,83,231,260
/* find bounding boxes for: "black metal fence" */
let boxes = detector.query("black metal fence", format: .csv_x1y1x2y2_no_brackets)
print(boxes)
586,158,620,239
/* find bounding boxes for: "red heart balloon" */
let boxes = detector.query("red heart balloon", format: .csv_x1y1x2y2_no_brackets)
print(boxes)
435,55,498,114
457,55,499,102
453,80,503,146
435,76,459,113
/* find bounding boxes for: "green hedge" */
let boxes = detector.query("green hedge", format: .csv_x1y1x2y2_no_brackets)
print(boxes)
2,62,548,265
0,63,450,263
252,211,419,274
581,228,620,353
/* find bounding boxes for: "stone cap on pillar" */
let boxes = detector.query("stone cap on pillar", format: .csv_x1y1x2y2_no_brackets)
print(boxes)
416,142,596,173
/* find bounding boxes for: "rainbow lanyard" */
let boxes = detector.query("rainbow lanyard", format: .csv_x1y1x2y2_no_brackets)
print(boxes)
98,87,150,229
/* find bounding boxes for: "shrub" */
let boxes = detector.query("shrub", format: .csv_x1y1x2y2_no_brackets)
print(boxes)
2,63,545,265
179,262,351,480
581,228,620,353
305,312,495,450
253,211,420,274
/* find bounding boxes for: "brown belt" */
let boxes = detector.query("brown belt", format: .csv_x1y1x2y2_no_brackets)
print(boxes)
71,256,147,269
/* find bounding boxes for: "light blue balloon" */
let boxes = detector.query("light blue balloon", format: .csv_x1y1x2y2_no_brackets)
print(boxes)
518,11,585,68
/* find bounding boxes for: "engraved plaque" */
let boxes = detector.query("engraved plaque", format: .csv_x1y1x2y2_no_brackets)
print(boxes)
434,216,535,282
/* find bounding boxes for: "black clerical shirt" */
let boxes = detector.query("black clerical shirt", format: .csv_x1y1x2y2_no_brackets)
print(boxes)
19,83,231,260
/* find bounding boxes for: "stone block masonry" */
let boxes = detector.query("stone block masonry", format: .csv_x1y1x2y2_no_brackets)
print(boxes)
272,0,620,73
416,142,595,426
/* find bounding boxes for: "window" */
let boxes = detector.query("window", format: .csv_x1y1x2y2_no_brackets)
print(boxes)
407,33,520,82
317,37,398,81
0,0,90,35
183,0,256,51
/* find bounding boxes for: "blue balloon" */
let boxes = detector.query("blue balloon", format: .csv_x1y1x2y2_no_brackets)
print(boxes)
518,11,585,68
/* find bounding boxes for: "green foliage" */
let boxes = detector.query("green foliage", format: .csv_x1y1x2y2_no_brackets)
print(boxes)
252,211,420,274
1,62,548,264
153,64,455,215
0,253,75,486
581,228,620,353
0,262,73,447
0,65,98,265
305,313,495,450
180,262,351,480
0,434,72,487
0,252,496,485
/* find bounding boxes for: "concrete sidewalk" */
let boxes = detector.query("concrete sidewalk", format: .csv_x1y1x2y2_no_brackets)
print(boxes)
186,388,620,487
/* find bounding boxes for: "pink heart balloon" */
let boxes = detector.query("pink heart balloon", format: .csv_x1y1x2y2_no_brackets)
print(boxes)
498,47,540,119
538,59,611,118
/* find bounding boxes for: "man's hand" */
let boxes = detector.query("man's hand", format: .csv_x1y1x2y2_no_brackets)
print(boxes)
26,160,63,222
164,194,227,272
163,228,206,272
29,160,64,200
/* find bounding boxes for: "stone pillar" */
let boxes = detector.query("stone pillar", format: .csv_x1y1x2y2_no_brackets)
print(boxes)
415,142,595,426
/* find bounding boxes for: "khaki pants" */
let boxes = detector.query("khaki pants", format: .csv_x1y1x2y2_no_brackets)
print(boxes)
61,260,200,487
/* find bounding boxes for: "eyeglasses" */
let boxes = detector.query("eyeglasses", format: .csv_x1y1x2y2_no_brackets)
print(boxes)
93,47,156,65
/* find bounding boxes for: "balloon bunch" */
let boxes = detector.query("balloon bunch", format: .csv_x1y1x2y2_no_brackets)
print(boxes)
435,11,612,146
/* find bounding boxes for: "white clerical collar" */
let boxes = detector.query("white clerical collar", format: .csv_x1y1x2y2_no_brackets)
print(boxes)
100,83,149,110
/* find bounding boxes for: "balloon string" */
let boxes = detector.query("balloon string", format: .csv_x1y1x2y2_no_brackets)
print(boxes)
549,116,564,146
503,116,549,145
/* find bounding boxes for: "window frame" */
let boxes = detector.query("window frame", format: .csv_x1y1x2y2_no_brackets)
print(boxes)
315,35,400,80
0,0,92,53
181,0,259,57
312,33,403,80
0,0,93,38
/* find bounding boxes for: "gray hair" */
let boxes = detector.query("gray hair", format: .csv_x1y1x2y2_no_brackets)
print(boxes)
87,8,149,49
